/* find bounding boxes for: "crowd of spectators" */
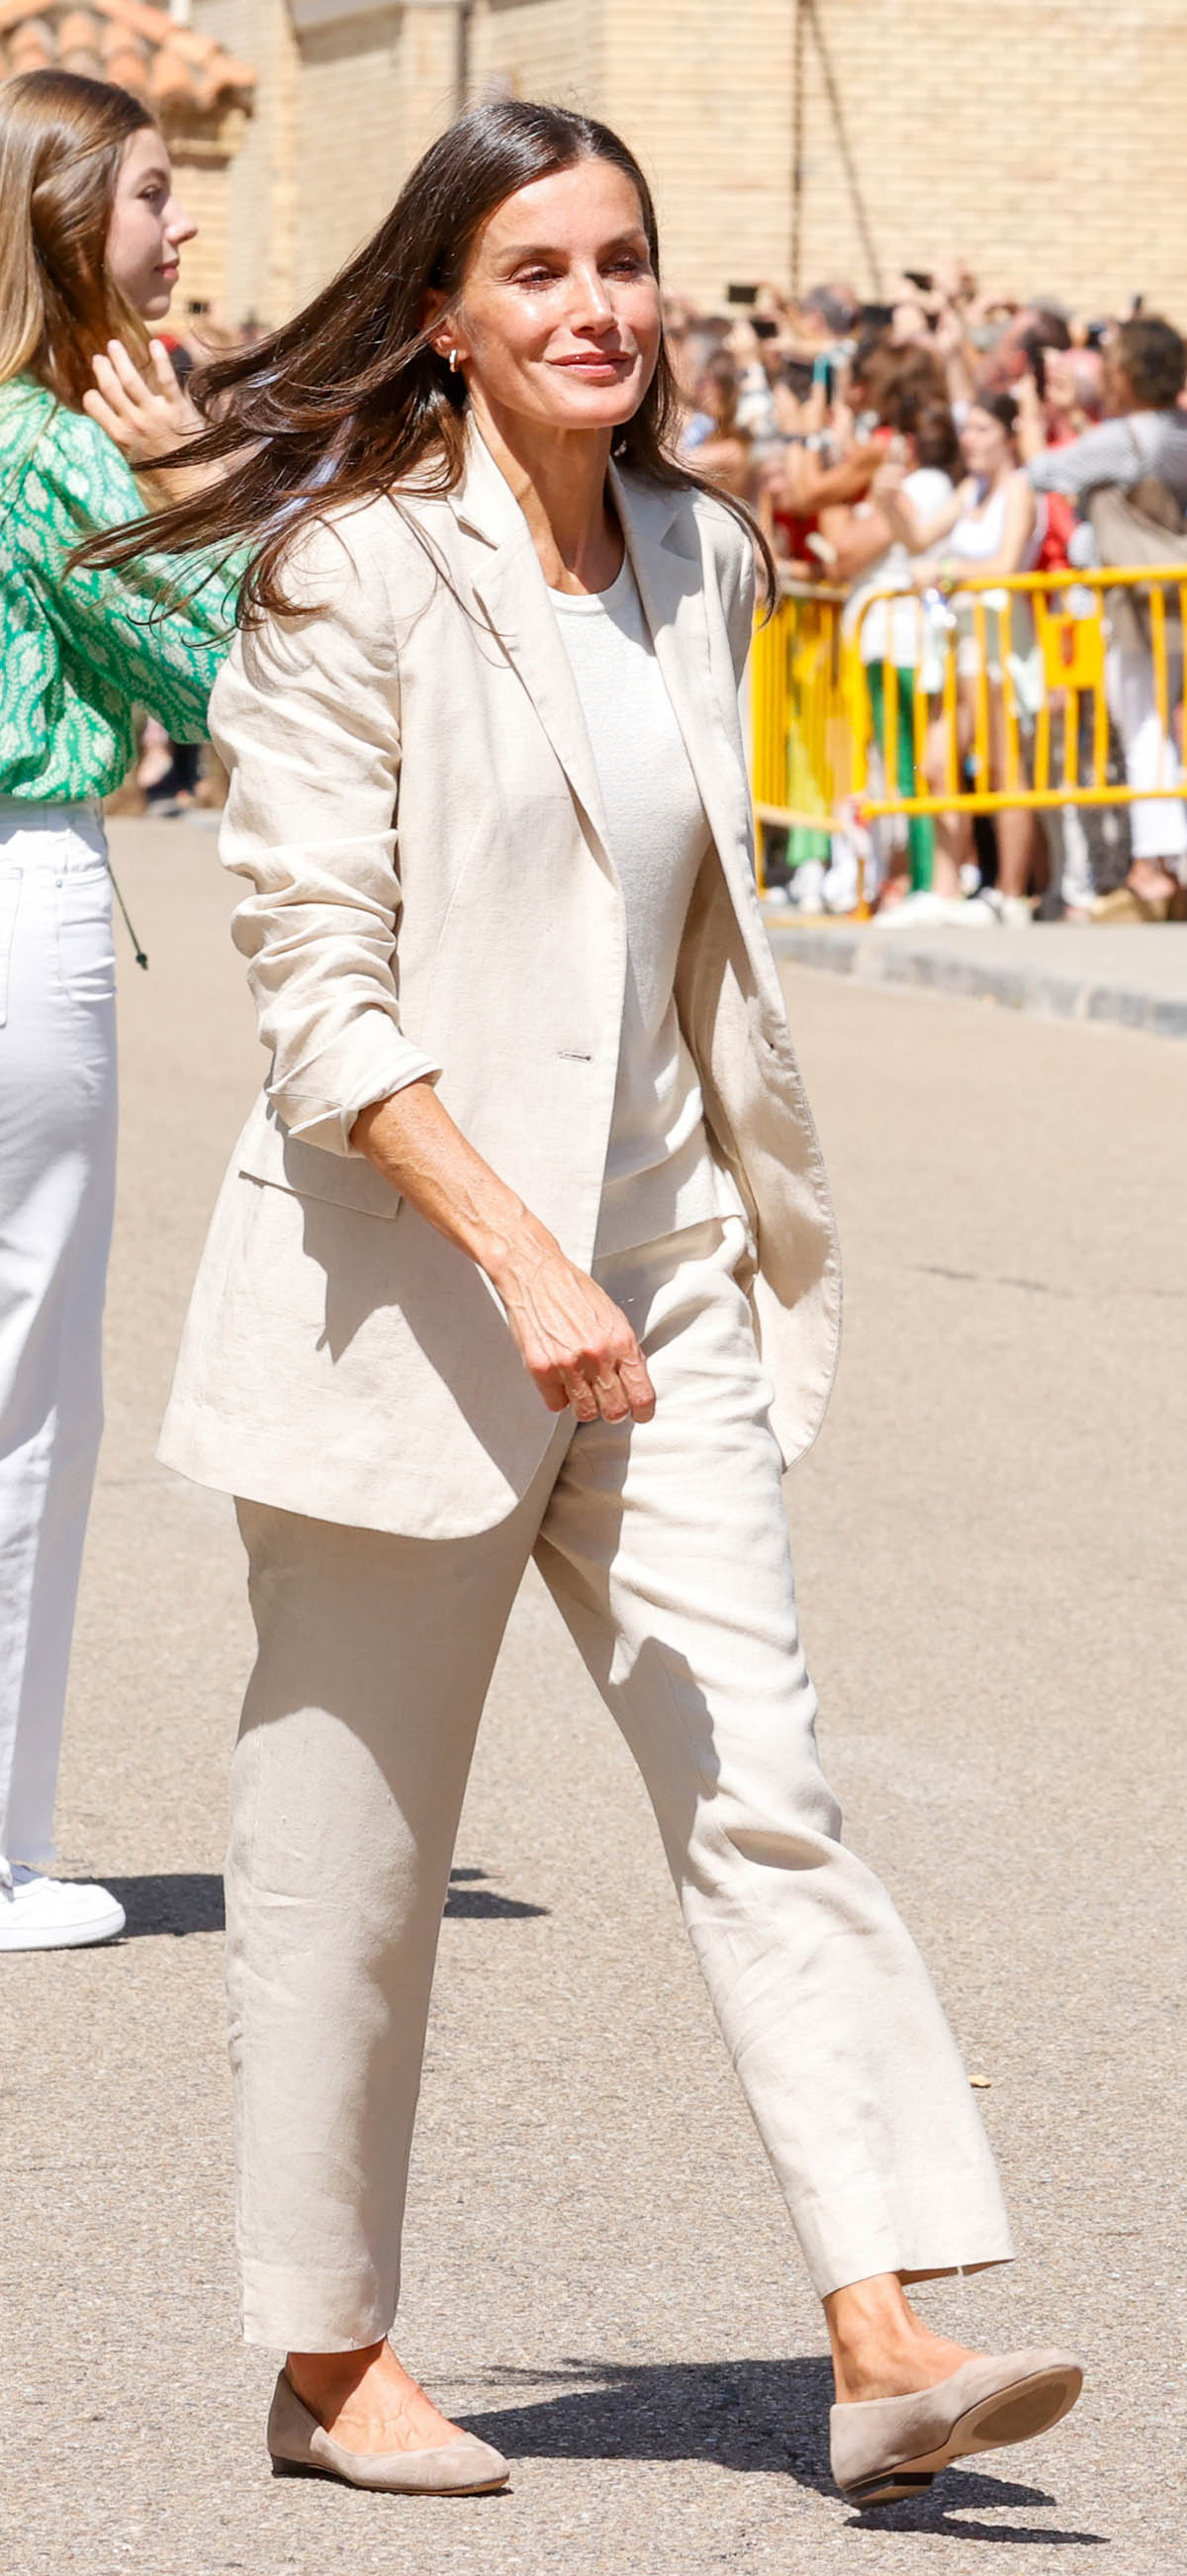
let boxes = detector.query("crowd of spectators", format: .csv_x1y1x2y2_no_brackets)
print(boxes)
668,267,1187,924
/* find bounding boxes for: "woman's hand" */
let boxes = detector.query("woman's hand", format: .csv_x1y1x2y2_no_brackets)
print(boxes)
350,1082,656,1426
871,441,907,500
83,336,202,467
1013,366,1048,460
491,1224,656,1424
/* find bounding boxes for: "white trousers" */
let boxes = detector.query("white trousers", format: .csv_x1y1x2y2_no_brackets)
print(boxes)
228,1218,1013,2349
0,805,117,1873
1107,641,1187,865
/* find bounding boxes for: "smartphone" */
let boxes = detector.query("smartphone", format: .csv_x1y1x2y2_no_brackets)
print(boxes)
1021,332,1048,399
752,315,779,341
902,269,934,295
859,302,895,329
726,282,759,307
781,358,815,402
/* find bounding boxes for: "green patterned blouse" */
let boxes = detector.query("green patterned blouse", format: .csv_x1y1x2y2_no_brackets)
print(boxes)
0,374,236,804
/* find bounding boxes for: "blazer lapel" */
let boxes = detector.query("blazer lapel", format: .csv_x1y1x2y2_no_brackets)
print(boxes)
610,463,755,894
441,429,754,904
445,428,612,863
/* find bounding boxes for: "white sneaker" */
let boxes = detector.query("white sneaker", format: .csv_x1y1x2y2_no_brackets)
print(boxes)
957,889,1034,927
0,1866,126,1952
871,889,966,928
791,858,828,914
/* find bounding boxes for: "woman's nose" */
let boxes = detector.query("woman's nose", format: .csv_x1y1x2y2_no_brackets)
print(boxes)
166,198,198,247
570,265,615,328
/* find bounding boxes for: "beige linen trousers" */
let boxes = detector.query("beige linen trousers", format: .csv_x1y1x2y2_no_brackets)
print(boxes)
230,1220,1012,2348
160,425,1013,2345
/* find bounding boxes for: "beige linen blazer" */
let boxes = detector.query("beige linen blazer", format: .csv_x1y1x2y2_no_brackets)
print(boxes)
159,425,842,1538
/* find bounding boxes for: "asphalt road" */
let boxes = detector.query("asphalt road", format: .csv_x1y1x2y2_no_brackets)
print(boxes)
1,819,1183,2576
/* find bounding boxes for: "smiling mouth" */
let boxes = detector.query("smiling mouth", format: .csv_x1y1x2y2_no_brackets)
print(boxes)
553,354,631,374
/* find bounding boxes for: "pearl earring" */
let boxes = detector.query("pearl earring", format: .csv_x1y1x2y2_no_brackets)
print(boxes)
448,348,460,374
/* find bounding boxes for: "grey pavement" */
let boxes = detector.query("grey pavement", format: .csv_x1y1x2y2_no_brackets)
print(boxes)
1,817,1184,2576
764,908,1187,1042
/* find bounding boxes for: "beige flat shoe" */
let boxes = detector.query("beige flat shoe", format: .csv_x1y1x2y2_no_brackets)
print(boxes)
830,2346,1083,2509
267,2369,511,2496
1090,883,1175,922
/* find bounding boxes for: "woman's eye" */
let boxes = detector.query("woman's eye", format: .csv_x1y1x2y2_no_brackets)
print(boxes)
515,268,555,289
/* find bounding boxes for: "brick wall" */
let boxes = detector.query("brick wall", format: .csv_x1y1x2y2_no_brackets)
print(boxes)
468,0,601,108
795,0,1187,321
188,0,299,327
189,1,1187,330
165,149,231,322
292,8,406,307
602,0,793,306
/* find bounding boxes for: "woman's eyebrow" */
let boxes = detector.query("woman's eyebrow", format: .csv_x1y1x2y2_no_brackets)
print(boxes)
496,230,648,262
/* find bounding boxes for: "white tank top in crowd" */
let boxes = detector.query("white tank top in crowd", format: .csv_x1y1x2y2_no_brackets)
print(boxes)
548,551,744,1260
950,475,1045,570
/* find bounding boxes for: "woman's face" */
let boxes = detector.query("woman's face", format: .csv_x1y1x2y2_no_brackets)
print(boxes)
439,158,662,437
960,404,1012,476
106,127,196,320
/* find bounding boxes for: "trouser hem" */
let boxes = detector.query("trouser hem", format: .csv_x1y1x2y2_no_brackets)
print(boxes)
796,2179,1016,2303
240,2259,398,2353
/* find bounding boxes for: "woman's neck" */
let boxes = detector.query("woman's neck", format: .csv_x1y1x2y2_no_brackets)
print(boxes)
467,389,623,595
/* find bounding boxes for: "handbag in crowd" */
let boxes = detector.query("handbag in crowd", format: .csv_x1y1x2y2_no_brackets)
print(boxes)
1087,418,1187,657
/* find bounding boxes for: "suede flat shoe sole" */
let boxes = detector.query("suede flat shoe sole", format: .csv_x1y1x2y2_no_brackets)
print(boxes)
830,2346,1083,2509
266,2369,510,2496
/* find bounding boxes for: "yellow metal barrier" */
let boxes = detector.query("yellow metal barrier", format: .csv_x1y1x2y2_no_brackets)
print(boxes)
752,562,1187,907
847,564,1187,818
751,576,850,888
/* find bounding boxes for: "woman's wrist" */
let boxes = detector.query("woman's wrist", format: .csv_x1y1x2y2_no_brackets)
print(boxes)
479,1205,562,1304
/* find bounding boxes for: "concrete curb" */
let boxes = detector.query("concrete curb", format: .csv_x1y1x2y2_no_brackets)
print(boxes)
765,917,1187,1041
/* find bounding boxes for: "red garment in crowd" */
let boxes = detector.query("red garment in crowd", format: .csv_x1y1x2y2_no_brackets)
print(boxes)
1036,486,1075,573
1034,423,1079,573
773,506,819,565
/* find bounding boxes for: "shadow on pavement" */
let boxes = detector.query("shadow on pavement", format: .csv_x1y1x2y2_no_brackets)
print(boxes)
443,1866,549,1921
460,2357,1107,2544
105,1872,225,1936
103,1865,547,1938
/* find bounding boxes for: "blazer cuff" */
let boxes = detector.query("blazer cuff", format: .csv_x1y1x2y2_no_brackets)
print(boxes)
271,1046,442,1158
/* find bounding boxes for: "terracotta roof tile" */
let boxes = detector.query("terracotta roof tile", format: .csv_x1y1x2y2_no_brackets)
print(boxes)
0,0,254,113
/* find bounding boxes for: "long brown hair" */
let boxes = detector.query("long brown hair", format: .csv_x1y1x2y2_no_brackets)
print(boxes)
79,96,774,619
0,69,153,410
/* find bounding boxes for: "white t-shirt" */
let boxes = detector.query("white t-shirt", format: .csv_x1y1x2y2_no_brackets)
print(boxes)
549,553,743,1259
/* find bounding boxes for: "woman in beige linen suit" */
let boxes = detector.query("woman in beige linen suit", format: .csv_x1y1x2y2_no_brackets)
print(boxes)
91,101,1081,2508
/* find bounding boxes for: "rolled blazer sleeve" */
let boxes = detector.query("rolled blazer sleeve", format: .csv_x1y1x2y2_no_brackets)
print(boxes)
211,511,441,1156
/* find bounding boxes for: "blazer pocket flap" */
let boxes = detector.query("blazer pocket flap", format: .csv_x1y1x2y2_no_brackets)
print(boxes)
238,1118,402,1219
